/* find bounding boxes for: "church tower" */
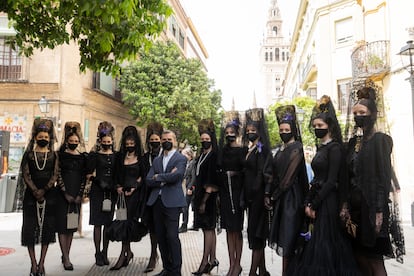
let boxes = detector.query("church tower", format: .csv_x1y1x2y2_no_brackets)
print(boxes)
259,0,290,108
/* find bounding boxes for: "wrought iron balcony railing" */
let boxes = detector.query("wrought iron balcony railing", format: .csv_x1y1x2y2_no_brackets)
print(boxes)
351,40,390,80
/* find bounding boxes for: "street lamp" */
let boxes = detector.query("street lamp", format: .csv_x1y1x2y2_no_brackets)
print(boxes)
296,107,305,124
397,40,414,135
296,107,305,141
38,96,50,116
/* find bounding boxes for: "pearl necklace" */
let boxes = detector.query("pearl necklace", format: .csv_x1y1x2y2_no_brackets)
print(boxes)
196,151,210,176
34,150,48,171
36,200,46,243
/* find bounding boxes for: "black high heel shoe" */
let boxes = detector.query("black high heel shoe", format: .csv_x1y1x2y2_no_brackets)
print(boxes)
192,263,211,275
233,266,242,276
37,265,45,276
123,252,134,267
144,254,158,273
95,252,104,266
101,251,109,265
110,256,126,271
63,262,74,271
29,265,37,276
207,259,219,273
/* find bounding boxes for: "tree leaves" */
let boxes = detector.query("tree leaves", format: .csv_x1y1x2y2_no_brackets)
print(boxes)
2,0,171,75
120,41,222,146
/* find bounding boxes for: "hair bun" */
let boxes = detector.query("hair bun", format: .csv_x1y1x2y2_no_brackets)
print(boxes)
357,86,376,101
275,105,296,125
223,111,241,134
198,119,215,135
146,122,164,139
97,121,114,138
245,108,264,123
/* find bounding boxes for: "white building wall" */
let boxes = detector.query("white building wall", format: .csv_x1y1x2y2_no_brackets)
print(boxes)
284,0,414,221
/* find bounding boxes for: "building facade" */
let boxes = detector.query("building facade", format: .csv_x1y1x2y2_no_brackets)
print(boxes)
259,0,290,109
282,0,414,221
0,0,208,172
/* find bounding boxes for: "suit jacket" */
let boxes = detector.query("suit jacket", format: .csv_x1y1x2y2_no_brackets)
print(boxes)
146,150,187,208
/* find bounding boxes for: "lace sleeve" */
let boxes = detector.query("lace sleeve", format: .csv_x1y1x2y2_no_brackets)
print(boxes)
21,152,37,192
45,151,59,191
375,133,392,212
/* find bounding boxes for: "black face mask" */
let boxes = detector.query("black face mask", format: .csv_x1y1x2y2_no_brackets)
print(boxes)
280,132,294,143
247,133,259,142
354,115,372,128
225,135,237,143
67,143,78,150
314,128,328,139
201,141,212,150
162,141,173,151
150,141,160,149
37,139,49,148
101,144,112,150
126,146,135,153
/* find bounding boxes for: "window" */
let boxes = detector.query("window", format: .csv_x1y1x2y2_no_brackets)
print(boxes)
282,52,285,61
0,37,22,81
275,48,280,61
169,16,177,37
270,52,273,61
169,16,185,50
335,17,353,45
337,80,351,114
272,26,278,35
92,72,121,100
307,88,317,100
179,31,185,49
265,52,268,62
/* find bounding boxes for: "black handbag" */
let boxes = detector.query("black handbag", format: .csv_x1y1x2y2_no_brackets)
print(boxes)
106,218,147,242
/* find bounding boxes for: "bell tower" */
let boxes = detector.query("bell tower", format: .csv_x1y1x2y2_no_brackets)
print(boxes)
259,0,290,108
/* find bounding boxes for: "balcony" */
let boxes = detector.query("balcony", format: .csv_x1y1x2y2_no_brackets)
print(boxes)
351,40,390,82
300,54,317,90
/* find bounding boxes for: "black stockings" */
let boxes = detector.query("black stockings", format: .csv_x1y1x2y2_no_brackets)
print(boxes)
93,225,109,257
28,244,48,274
197,229,217,271
58,233,74,266
226,231,243,276
249,248,266,276
356,255,387,276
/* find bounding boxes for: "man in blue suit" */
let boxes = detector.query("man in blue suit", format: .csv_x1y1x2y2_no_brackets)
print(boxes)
146,130,187,276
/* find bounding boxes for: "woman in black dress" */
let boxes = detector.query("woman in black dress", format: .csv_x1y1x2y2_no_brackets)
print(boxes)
192,119,220,275
265,105,308,275
110,125,147,270
242,108,272,276
21,118,59,276
345,87,404,275
218,112,245,276
56,122,87,271
87,121,117,266
288,96,360,275
142,122,163,272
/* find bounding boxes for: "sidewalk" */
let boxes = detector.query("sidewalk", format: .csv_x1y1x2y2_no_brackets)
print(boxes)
0,204,413,275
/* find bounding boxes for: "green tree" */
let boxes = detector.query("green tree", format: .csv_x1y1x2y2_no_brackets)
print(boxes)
2,0,171,75
120,41,222,146
266,96,316,148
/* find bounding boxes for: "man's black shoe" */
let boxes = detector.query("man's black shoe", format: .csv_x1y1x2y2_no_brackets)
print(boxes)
154,269,169,276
